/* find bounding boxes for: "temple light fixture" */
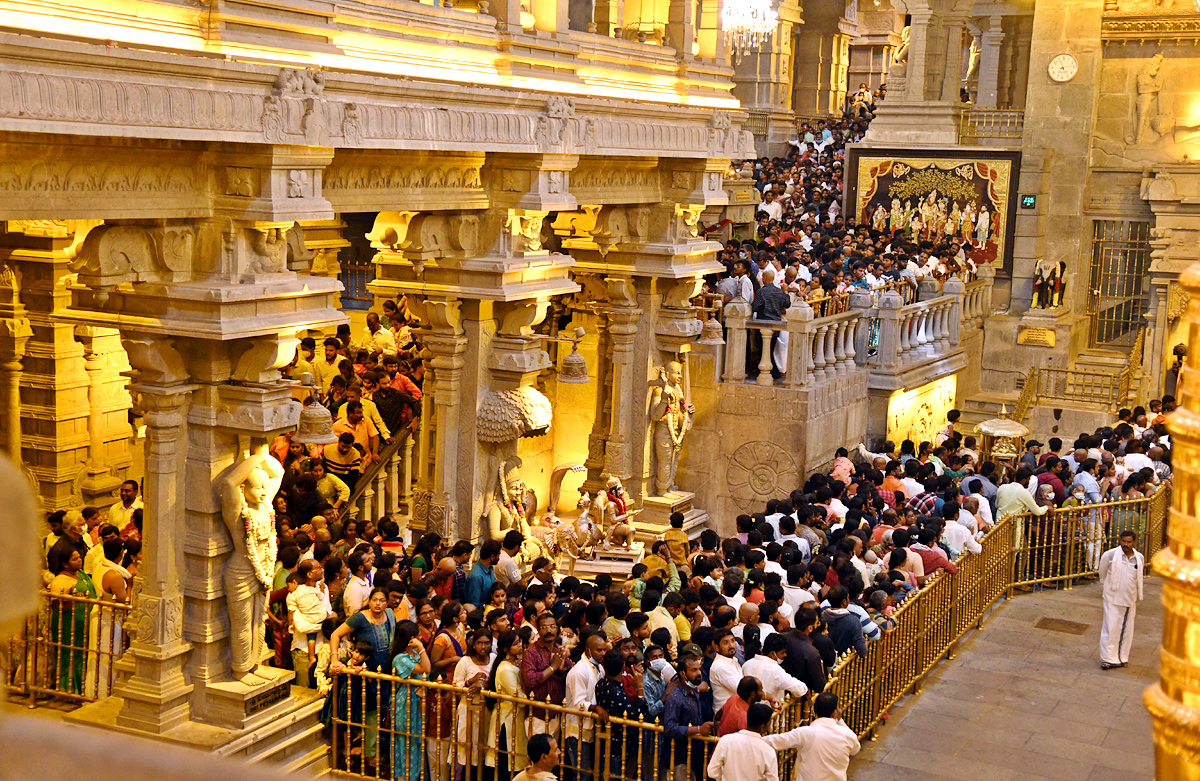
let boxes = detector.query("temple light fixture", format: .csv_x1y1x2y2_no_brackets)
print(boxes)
722,0,777,57
539,326,592,384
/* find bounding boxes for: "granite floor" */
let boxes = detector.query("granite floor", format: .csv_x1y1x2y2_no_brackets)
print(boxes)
851,578,1162,781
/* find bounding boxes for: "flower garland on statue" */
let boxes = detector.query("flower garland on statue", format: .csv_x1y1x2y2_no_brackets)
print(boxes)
242,504,277,591
662,387,688,448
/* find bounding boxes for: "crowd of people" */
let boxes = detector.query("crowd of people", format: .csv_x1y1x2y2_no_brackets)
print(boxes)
28,107,1174,781
700,112,986,379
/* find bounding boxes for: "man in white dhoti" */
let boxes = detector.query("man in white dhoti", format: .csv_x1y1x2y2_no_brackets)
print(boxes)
1098,530,1144,670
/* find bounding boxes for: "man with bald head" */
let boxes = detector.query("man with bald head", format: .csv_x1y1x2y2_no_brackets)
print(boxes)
1150,445,1172,483
751,265,791,382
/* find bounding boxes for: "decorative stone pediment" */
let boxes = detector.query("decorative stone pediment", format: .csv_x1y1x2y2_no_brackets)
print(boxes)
324,151,489,213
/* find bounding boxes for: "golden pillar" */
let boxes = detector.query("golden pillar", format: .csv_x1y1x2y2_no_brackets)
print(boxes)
1148,262,1200,779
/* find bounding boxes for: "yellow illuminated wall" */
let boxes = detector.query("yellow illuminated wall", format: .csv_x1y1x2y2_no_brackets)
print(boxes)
885,375,958,447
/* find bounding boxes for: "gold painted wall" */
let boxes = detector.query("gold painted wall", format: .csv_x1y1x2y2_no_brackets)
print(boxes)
885,375,958,447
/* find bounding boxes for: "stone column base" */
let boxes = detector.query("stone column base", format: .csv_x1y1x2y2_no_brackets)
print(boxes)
863,101,965,146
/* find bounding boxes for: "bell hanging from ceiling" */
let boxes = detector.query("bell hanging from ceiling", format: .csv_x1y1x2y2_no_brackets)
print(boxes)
295,398,338,445
696,317,725,345
558,341,591,383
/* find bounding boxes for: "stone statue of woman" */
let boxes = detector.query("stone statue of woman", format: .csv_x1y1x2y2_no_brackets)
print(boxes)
219,446,283,686
649,361,693,496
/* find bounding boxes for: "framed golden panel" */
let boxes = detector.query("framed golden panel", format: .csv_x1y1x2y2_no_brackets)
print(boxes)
845,148,1021,276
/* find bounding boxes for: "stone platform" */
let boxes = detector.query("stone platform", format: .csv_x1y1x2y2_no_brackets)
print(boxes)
852,579,1161,781
636,490,710,543
560,542,645,581
65,685,327,776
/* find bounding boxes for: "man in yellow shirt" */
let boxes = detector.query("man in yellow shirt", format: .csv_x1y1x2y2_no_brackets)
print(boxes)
333,401,379,466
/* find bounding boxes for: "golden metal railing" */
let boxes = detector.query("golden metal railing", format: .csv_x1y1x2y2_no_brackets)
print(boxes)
959,109,1025,140
1118,325,1146,403
1010,485,1170,591
1037,366,1123,410
329,665,813,781
4,590,131,704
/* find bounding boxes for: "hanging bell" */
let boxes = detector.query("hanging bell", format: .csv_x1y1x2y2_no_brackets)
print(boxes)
295,399,339,445
558,341,591,384
696,317,726,346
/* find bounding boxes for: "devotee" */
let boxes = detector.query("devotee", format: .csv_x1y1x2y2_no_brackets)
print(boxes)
1098,530,1144,670
765,692,860,781
707,702,779,781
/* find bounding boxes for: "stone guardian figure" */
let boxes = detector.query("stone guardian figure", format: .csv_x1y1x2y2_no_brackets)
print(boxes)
649,361,694,496
219,446,283,685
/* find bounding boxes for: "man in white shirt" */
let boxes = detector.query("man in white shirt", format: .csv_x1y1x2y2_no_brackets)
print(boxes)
783,565,816,615
313,337,349,393
764,692,860,781
939,509,981,558
741,634,809,704
1098,530,1144,669
1122,439,1154,473
563,633,606,777
107,480,143,537
342,549,374,617
707,703,779,781
709,629,743,713
760,191,783,220
495,531,523,587
362,312,398,356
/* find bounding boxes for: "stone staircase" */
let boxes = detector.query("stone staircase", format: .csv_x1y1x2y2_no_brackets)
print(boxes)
212,687,328,777
958,392,1019,434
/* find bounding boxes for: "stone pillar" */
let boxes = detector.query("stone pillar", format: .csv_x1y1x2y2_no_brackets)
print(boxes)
0,269,31,462
74,326,127,507
733,0,803,156
974,16,1004,109
864,0,971,146
0,220,130,510
793,0,855,116
601,280,642,484
418,298,467,540
116,341,196,734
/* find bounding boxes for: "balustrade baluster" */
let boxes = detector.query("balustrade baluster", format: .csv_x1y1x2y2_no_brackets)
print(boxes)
757,326,775,386
812,325,828,381
832,319,847,373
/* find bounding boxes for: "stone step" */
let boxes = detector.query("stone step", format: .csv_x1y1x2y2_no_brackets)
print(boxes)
281,744,331,777
213,688,326,774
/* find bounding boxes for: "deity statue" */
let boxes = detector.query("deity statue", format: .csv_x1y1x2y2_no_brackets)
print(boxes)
218,446,283,685
594,475,639,549
890,26,910,80
649,361,694,496
485,458,534,543
1032,258,1067,309
1129,53,1165,145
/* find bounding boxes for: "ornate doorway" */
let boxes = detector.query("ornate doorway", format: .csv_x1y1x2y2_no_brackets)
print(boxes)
1088,219,1151,349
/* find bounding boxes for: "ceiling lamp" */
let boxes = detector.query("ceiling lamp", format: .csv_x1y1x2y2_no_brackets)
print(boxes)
293,374,338,446
722,0,777,57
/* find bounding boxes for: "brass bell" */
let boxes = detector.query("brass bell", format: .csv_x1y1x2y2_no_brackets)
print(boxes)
295,398,338,445
558,341,590,384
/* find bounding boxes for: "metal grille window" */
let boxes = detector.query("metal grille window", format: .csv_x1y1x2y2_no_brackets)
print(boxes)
1088,219,1151,349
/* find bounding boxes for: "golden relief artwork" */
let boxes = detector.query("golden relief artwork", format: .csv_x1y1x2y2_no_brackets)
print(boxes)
852,153,1017,273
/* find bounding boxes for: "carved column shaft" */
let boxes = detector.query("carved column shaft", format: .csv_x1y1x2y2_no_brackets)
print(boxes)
116,381,195,734
603,305,641,483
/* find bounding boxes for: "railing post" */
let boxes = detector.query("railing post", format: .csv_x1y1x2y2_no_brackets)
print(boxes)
785,300,814,387
849,291,872,370
918,277,940,303
944,276,965,348
755,324,775,386
400,435,414,539
876,290,903,371
721,299,750,383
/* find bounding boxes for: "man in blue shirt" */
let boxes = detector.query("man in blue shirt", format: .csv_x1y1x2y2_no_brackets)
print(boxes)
464,539,500,609
663,654,714,781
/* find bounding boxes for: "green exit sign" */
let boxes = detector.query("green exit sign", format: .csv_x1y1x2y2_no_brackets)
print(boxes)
1021,194,1037,209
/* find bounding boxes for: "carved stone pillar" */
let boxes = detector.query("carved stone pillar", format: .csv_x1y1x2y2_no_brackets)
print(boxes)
793,0,856,116
0,220,129,510
415,298,466,541
74,326,126,506
602,280,642,485
864,0,971,146
974,16,1004,109
115,338,195,734
733,0,803,156
0,267,31,462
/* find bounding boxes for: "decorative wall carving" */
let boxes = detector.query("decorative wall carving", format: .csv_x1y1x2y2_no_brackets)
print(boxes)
0,161,200,196
725,440,799,512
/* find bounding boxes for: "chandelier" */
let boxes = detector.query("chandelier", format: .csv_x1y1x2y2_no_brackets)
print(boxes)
722,0,777,56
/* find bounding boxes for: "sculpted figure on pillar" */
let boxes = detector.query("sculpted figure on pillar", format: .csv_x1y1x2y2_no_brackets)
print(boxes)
649,361,694,496
218,446,283,685
889,26,911,80
1129,53,1166,145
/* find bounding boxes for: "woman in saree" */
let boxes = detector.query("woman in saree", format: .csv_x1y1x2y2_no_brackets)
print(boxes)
389,621,431,781
48,548,95,695
452,629,495,779
427,600,466,781
484,631,527,781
